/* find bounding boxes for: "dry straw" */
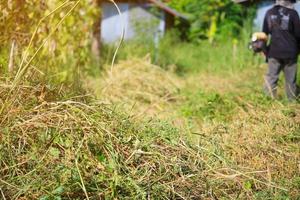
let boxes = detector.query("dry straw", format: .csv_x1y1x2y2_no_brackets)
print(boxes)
109,0,126,74
0,0,81,117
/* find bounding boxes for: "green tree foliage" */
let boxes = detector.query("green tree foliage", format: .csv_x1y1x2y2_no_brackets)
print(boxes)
0,0,98,46
0,0,100,82
168,0,251,41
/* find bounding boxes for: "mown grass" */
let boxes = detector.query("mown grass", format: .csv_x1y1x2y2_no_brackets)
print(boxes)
0,83,208,199
1,31,300,200
87,50,299,199
4,79,294,199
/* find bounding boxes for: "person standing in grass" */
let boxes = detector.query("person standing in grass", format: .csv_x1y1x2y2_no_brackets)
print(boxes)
263,0,300,101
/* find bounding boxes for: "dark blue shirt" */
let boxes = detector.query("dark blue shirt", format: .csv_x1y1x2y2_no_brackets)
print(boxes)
263,5,300,59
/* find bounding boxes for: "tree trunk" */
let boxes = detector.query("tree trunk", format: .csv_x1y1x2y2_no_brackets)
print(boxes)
91,0,102,59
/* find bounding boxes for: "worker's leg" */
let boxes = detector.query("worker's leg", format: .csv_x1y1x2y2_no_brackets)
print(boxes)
264,58,282,99
283,59,298,101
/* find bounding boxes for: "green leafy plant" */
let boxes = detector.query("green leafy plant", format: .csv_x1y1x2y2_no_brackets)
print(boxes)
168,0,253,42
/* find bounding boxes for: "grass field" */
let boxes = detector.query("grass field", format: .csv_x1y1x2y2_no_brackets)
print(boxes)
0,38,299,199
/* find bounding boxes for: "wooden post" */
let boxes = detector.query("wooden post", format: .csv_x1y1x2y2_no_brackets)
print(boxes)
91,0,102,59
8,40,16,73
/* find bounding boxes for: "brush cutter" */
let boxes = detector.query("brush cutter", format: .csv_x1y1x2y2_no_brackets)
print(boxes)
249,32,268,54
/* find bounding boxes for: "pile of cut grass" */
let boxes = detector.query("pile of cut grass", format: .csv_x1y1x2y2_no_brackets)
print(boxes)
86,58,182,118
0,81,249,199
2,75,297,199
87,58,300,199
0,82,203,199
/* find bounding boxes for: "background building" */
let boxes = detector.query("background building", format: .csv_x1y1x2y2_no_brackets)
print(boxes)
100,0,186,43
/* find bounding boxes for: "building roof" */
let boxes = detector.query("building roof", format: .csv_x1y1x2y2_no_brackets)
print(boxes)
233,0,250,3
105,0,188,20
233,0,280,3
233,0,263,3
148,0,188,20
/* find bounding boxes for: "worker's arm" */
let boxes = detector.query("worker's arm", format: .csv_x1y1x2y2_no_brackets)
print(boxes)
261,12,270,58
292,11,300,49
262,12,270,35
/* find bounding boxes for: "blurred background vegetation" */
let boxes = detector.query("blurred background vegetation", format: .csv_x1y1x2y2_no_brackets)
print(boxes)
168,0,253,41
0,0,100,87
0,0,257,81
101,0,258,75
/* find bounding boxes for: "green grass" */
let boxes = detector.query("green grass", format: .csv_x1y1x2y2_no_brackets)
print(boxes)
180,90,237,122
100,31,264,76
1,30,300,199
93,34,300,199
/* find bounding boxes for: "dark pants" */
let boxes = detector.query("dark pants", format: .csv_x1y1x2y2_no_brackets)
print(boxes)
264,58,298,100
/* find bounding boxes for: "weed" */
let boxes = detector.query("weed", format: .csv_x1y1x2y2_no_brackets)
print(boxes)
180,90,237,122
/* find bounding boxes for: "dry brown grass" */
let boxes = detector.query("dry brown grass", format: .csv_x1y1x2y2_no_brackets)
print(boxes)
0,82,208,199
86,58,300,199
0,58,299,199
197,103,300,198
86,58,182,118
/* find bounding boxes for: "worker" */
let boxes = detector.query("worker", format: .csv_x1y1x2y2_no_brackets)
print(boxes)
262,0,300,101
